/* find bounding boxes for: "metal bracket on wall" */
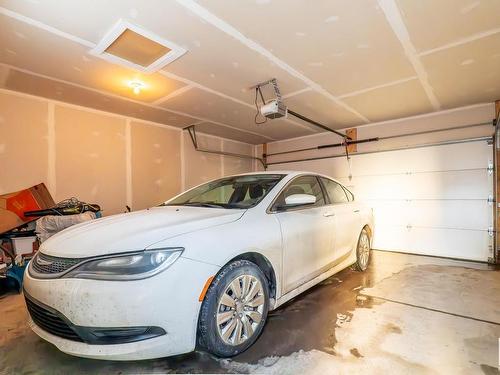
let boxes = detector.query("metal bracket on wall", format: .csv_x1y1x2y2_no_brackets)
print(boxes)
184,125,267,169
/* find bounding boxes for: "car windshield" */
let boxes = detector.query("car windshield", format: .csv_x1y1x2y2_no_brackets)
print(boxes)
163,174,285,209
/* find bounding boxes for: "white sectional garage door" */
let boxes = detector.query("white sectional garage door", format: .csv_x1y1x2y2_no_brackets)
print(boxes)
270,139,494,262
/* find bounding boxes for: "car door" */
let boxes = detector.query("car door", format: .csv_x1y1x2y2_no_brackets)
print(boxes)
320,178,360,260
271,175,335,294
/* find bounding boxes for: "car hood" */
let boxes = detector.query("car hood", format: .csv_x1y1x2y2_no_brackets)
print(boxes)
40,206,246,258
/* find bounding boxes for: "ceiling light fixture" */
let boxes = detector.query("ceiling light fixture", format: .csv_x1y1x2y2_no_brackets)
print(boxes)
128,80,146,95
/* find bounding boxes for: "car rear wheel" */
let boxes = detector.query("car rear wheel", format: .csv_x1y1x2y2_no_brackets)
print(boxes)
354,228,371,272
198,260,269,357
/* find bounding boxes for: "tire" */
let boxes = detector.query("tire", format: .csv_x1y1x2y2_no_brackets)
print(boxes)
198,259,269,357
353,228,371,272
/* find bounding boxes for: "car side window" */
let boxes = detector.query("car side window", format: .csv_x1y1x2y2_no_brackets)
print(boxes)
273,176,325,210
343,186,354,202
320,178,349,204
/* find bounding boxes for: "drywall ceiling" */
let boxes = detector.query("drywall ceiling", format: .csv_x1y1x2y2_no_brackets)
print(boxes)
0,0,499,144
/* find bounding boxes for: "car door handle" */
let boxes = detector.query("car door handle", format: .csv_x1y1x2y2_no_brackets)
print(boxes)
353,209,360,213
323,212,335,217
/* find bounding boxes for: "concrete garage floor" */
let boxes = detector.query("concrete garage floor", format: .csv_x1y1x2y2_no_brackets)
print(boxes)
1,250,499,374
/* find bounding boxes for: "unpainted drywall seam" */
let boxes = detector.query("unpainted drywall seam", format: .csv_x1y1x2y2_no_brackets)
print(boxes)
377,0,441,110
152,84,194,105
47,102,56,197
125,119,133,209
338,76,418,99
0,6,94,48
418,27,500,57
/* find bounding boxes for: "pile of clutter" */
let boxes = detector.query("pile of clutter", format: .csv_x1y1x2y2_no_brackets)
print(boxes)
0,183,100,292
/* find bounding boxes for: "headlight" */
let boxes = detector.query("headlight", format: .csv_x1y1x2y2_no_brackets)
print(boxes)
64,248,183,281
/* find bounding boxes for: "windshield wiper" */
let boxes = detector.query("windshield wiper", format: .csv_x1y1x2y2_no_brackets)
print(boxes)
181,202,226,208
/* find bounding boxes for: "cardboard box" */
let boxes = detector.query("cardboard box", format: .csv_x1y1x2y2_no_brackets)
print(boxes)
0,183,55,234
11,236,36,256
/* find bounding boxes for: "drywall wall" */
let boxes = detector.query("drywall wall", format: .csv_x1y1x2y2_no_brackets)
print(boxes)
55,105,127,215
222,139,254,177
0,89,256,215
0,91,48,194
181,131,255,190
183,131,222,190
131,120,181,210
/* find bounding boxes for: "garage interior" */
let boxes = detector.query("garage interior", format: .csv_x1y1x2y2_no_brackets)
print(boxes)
1,0,500,374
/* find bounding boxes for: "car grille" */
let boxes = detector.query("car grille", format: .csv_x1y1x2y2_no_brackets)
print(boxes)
31,252,81,275
25,294,83,342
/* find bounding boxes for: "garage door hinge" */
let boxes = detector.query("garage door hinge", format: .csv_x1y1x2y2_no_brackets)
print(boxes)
488,160,493,175
488,195,495,206
488,226,494,237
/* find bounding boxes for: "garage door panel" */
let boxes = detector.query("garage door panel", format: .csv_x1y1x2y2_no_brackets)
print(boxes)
372,225,412,252
371,200,489,230
407,170,490,199
287,158,348,179
407,227,490,261
373,225,490,261
371,200,410,227
349,175,414,200
351,141,491,174
407,200,489,230
347,169,489,200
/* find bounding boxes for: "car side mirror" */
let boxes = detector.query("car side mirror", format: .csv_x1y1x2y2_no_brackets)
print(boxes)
284,194,316,207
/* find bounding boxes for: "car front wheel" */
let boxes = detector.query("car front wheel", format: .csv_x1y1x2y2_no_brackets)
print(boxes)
198,259,269,357
354,228,371,271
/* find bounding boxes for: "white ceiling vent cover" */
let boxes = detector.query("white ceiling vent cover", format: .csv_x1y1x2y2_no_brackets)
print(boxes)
90,19,187,73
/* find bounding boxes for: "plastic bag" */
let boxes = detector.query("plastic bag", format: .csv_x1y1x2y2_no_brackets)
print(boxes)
36,212,96,242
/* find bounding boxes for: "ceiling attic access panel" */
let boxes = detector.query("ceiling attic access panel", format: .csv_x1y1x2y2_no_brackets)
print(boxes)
105,29,171,67
91,19,187,73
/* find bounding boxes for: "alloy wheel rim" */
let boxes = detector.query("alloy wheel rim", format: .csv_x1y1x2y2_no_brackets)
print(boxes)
359,232,370,269
216,274,265,346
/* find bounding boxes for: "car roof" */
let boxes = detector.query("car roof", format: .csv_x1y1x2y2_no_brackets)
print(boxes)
235,170,302,176
231,170,342,183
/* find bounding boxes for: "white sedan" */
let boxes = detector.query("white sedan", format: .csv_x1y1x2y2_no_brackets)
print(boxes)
24,171,373,360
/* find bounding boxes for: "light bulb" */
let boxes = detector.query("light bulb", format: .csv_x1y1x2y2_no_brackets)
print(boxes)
128,80,145,95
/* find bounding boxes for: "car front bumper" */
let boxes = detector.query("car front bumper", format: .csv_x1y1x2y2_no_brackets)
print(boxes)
23,256,219,360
